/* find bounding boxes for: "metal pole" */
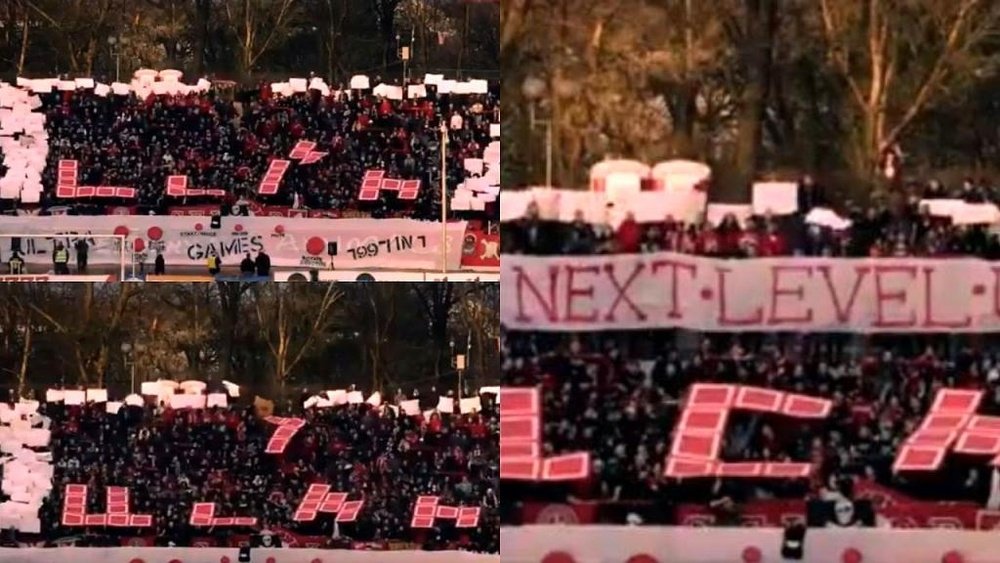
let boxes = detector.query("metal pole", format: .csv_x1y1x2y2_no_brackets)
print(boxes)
440,124,448,274
545,120,553,187
130,360,135,395
115,50,120,83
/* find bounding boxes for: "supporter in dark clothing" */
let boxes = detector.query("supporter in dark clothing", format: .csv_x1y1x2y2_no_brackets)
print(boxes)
240,253,255,275
563,211,596,255
255,250,271,277
509,202,556,255
797,174,825,213
74,239,88,273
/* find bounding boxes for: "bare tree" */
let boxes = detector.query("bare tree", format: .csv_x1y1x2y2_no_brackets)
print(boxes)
817,0,1000,180
253,283,343,391
221,0,302,76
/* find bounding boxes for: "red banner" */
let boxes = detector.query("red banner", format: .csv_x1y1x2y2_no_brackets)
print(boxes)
460,230,499,269
675,481,992,529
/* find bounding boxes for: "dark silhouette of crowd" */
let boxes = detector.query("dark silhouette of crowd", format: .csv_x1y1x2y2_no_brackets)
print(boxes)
502,176,1000,258
501,330,1000,524
23,82,497,220
30,394,499,552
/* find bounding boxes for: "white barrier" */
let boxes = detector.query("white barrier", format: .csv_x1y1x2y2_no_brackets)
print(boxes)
273,270,498,282
0,275,113,283
0,547,497,563
499,525,999,563
0,216,468,271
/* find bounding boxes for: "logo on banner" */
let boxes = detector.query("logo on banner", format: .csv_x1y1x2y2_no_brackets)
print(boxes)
534,504,579,524
463,233,477,255
186,234,264,260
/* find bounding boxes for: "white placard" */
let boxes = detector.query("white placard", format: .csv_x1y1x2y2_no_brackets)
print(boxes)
207,393,228,408
459,396,482,414
436,396,455,414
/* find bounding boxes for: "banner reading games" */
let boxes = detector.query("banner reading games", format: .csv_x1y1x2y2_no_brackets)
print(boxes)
0,216,467,270
502,251,1000,333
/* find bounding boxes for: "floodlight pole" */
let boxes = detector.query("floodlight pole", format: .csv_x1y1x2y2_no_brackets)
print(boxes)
528,105,552,188
440,123,449,274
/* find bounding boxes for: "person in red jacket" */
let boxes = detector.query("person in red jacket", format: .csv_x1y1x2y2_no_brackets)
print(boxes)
760,220,787,256
615,212,642,253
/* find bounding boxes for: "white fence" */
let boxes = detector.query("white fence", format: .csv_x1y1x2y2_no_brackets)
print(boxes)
0,547,497,563
499,525,997,563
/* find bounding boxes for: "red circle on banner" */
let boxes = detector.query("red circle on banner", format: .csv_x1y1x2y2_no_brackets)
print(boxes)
147,226,163,241
310,559,322,563
742,546,762,563
275,225,285,235
943,551,964,563
235,224,244,232
842,548,863,563
266,558,277,563
114,225,129,237
625,555,660,563
129,559,144,563
133,238,145,253
306,236,325,256
168,560,182,563
195,223,203,231
540,552,576,563
219,557,230,563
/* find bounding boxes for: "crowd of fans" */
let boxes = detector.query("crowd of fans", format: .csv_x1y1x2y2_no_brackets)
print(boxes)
26,390,499,552
12,79,497,220
501,176,1000,258
501,330,1000,524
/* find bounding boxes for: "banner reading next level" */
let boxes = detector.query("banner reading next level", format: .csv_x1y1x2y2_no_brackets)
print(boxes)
501,252,1000,333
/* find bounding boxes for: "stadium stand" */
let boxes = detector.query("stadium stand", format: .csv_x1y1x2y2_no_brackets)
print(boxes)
499,161,1000,562
0,384,498,554
2,73,499,221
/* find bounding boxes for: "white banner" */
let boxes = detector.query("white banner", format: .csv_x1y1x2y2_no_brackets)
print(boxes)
500,525,1000,563
0,217,467,270
502,252,1000,333
0,548,494,563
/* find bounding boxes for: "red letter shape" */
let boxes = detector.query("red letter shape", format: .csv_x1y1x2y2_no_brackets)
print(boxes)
664,384,831,479
499,387,590,481
61,485,153,528
894,389,1000,472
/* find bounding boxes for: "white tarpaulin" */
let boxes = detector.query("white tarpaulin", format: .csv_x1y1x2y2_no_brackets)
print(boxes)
0,216,468,270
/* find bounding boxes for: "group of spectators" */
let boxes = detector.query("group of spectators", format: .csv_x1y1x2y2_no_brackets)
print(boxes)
501,330,1000,523
14,79,497,220
27,389,499,552
501,176,1000,259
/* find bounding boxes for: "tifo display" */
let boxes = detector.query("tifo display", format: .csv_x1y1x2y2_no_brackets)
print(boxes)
0,380,499,551
0,70,498,219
